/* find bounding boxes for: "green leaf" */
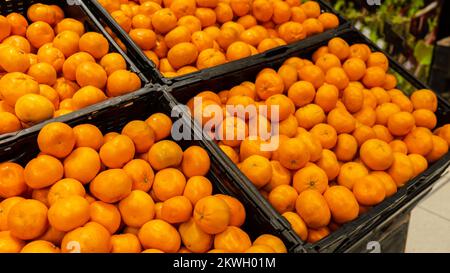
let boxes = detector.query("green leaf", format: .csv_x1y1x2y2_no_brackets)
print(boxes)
414,41,434,66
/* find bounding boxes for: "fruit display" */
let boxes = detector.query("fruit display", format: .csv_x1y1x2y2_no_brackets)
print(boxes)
96,0,340,78
0,112,288,253
0,3,142,136
186,36,450,243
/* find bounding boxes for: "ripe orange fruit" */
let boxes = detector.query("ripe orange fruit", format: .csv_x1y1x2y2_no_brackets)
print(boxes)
282,211,308,241
353,175,386,206
426,135,449,163
73,124,104,151
26,21,55,48
90,169,132,203
121,120,155,153
24,155,63,189
0,231,24,253
167,42,198,69
408,154,428,178
123,159,154,192
181,146,211,178
37,45,66,72
0,163,27,199
373,124,394,143
295,189,331,228
38,122,75,158
193,196,230,235
253,234,287,253
360,139,394,170
53,30,80,58
111,233,142,253
89,201,121,234
324,186,359,224
62,52,95,81
14,94,55,124
411,89,438,112
27,62,57,85
183,176,213,205
75,62,107,89
295,103,326,130
300,0,320,18
310,123,338,149
7,199,48,240
362,66,386,88
307,227,330,243
388,152,414,187
278,21,306,43
106,69,141,97
64,147,101,185
333,133,358,162
278,138,310,170
197,48,227,69
119,190,155,227
316,149,340,181
318,12,339,30
55,18,85,36
6,13,27,37
404,127,433,156
148,140,183,170
152,168,186,201
99,134,135,168
61,222,111,253
338,162,369,190
0,112,21,135
412,109,437,130
145,113,173,141
268,185,298,214
79,32,109,59
327,107,356,134
371,171,397,197
47,178,86,206
240,155,272,188
20,240,60,253
287,81,315,108
293,164,328,194
48,195,90,232
389,140,408,154
263,160,291,191
214,226,252,253
178,218,213,253
387,111,415,136
139,219,181,253
0,72,40,107
160,195,192,224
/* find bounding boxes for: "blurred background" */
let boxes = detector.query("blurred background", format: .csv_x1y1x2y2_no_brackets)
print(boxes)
325,0,450,100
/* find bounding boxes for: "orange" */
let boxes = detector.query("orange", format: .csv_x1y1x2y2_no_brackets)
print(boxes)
353,175,386,206
383,73,397,90
24,155,63,189
37,45,65,72
183,176,213,206
131,14,152,29
371,171,397,197
181,146,211,178
3,35,31,53
279,114,299,137
145,113,173,141
151,8,178,34
307,227,330,243
138,1,161,16
287,81,315,107
387,152,414,187
298,64,325,89
303,18,324,36
53,30,80,58
295,189,331,228
27,62,57,85
75,62,107,89
268,185,298,214
106,69,141,97
375,103,401,125
0,231,24,253
37,225,65,246
342,86,364,113
314,84,339,112
122,120,155,153
147,140,183,170
216,26,239,49
367,52,389,71
252,0,273,22
354,107,376,127
152,168,186,201
90,169,132,203
296,131,323,162
100,53,127,76
362,66,386,88
99,134,135,168
359,139,394,170
349,44,371,61
312,46,329,62
160,195,192,224
240,155,272,188
293,164,328,194
55,18,85,36
318,12,339,30
282,212,308,241
387,111,415,136
295,104,326,130
89,201,121,234
237,15,257,29
310,123,338,149
291,6,307,23
61,222,111,253
64,147,101,185
389,93,413,112
214,226,252,253
27,3,57,25
111,233,142,253
371,87,391,105
300,1,320,18
327,38,350,61
277,138,310,170
47,178,86,206
426,135,449,163
214,194,245,227
73,124,104,151
7,199,48,240
62,52,96,81
327,107,356,134
14,94,54,124
342,58,366,82
123,159,154,192
266,94,295,122
31,188,50,207
362,88,378,108
72,86,107,109
272,1,292,24
404,127,433,156
278,22,306,44
195,8,217,27
333,133,358,162
167,42,198,69
277,64,298,90
324,186,359,224
412,109,437,130
411,89,438,112
0,163,26,199
48,195,90,232
253,234,287,253
389,140,408,154
26,22,55,48
215,3,233,23
264,160,291,192
0,112,21,135
193,196,230,234
373,124,394,143
316,149,340,181
219,144,240,164
111,10,132,32
6,13,27,37
226,41,251,61
0,197,25,231
79,32,109,59
20,240,60,253
408,154,428,177
119,190,155,227
179,218,213,253
315,53,341,73
245,245,275,253
191,31,214,52
338,162,369,190
197,48,227,69
230,0,251,17
0,45,30,73
129,29,157,51
216,116,249,147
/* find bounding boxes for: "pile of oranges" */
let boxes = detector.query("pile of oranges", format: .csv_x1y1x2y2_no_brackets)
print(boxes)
188,37,450,243
99,0,339,77
0,3,142,136
0,112,287,253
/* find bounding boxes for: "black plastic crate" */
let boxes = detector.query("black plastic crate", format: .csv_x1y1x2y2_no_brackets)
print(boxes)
3,86,306,253
169,27,450,253
0,0,153,162
84,0,349,86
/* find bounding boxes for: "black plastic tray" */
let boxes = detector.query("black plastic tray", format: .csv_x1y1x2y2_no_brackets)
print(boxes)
0,0,153,162
84,0,349,86
3,86,306,253
169,27,450,253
